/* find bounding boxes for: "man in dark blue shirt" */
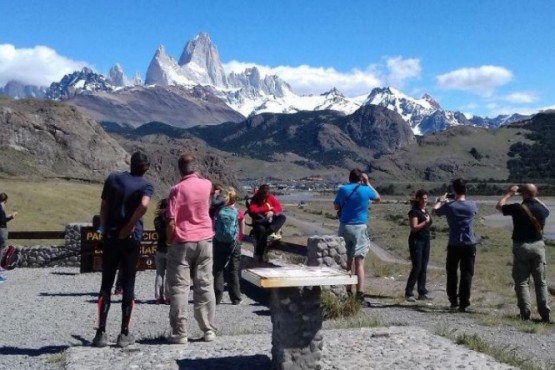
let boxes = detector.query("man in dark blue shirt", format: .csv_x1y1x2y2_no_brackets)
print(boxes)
433,178,478,312
92,152,154,348
496,183,551,322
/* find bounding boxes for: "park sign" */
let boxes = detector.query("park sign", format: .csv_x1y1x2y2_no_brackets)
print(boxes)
80,227,158,273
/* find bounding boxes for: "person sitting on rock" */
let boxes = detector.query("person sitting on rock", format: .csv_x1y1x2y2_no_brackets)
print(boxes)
248,184,286,262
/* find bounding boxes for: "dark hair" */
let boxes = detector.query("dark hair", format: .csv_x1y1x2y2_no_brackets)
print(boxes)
411,189,428,206
452,178,467,195
130,151,150,176
178,153,195,175
349,169,363,183
0,193,7,203
252,184,270,203
157,198,168,215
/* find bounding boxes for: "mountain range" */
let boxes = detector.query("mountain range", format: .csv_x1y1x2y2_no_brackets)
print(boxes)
0,32,531,134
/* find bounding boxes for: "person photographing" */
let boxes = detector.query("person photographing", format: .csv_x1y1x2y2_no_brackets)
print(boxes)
496,183,550,322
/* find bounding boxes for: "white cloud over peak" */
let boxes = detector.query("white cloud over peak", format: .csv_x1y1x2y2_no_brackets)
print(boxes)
436,65,513,96
0,44,89,87
501,91,538,104
223,56,421,96
385,56,421,88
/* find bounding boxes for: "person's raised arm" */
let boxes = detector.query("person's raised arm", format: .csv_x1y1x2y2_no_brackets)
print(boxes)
496,185,518,212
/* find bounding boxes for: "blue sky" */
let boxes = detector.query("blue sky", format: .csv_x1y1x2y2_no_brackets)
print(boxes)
1,0,554,117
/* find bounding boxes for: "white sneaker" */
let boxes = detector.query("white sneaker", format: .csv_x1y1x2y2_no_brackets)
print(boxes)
204,330,216,342
268,233,282,242
166,334,188,345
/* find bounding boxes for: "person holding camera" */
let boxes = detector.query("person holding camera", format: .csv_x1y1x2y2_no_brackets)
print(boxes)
405,189,433,302
334,169,381,303
496,184,550,322
433,179,478,312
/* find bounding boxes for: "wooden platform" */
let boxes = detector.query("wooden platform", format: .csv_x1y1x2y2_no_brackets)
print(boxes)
242,266,357,288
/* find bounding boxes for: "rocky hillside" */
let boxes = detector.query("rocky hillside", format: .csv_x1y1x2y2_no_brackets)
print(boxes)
0,97,128,180
0,97,240,194
189,105,415,167
67,84,244,128
108,132,240,196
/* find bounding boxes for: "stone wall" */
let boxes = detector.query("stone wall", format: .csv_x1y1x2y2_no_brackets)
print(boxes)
306,235,349,298
16,223,89,268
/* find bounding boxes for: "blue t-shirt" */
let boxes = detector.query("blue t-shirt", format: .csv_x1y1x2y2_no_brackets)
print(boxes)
101,171,154,241
334,183,378,224
435,200,478,246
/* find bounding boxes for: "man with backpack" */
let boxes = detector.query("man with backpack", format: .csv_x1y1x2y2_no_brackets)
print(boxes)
496,183,551,322
0,192,18,278
334,170,381,303
213,187,244,305
92,151,153,348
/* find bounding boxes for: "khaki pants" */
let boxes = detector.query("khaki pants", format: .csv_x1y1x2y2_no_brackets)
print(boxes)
512,240,550,320
167,239,215,337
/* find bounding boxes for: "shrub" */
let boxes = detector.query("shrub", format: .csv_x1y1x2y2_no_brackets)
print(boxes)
321,290,360,319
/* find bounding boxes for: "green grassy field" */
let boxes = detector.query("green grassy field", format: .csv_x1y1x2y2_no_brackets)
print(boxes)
0,178,159,244
281,194,555,328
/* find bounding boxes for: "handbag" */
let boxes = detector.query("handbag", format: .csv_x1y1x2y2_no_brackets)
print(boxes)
337,184,361,218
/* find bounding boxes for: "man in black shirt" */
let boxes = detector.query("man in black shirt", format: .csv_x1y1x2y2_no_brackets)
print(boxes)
92,152,154,347
496,183,550,322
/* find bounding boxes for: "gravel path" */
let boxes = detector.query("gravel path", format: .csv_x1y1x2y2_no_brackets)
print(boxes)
0,267,551,369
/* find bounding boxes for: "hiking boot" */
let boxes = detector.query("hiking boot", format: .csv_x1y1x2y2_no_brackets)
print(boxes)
418,294,433,301
449,302,459,312
92,330,108,348
232,299,243,305
116,332,135,348
541,315,551,324
204,329,216,342
406,295,416,303
519,309,531,321
166,334,188,345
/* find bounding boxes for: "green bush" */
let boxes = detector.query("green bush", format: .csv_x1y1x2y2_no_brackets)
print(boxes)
321,290,361,319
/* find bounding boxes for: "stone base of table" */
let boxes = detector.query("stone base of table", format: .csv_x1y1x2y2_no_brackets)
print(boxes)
270,286,323,370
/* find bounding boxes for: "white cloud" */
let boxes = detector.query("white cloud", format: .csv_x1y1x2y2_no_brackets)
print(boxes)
436,65,513,96
385,56,421,88
500,91,538,104
0,44,89,87
223,60,382,96
223,56,421,97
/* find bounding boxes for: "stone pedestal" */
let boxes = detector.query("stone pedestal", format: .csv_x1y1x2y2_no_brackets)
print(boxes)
306,235,349,299
270,286,323,370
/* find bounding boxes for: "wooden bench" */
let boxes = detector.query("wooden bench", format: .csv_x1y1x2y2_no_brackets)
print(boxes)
242,266,356,370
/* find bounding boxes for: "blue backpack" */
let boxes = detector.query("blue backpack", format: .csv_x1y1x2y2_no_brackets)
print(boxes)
214,206,239,243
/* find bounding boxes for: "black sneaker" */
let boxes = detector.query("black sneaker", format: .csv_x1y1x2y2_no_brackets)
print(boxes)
541,315,550,323
458,304,469,313
406,295,416,303
116,332,135,348
449,302,459,312
92,330,108,348
356,292,365,304
418,294,433,301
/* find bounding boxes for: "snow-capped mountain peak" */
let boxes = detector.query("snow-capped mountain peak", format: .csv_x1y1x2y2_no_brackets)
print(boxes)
178,32,228,88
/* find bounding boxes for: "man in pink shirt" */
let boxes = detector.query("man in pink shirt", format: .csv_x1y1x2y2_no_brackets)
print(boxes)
165,153,216,344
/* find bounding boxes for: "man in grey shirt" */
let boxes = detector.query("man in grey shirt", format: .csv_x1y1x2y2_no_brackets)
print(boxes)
433,179,478,312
